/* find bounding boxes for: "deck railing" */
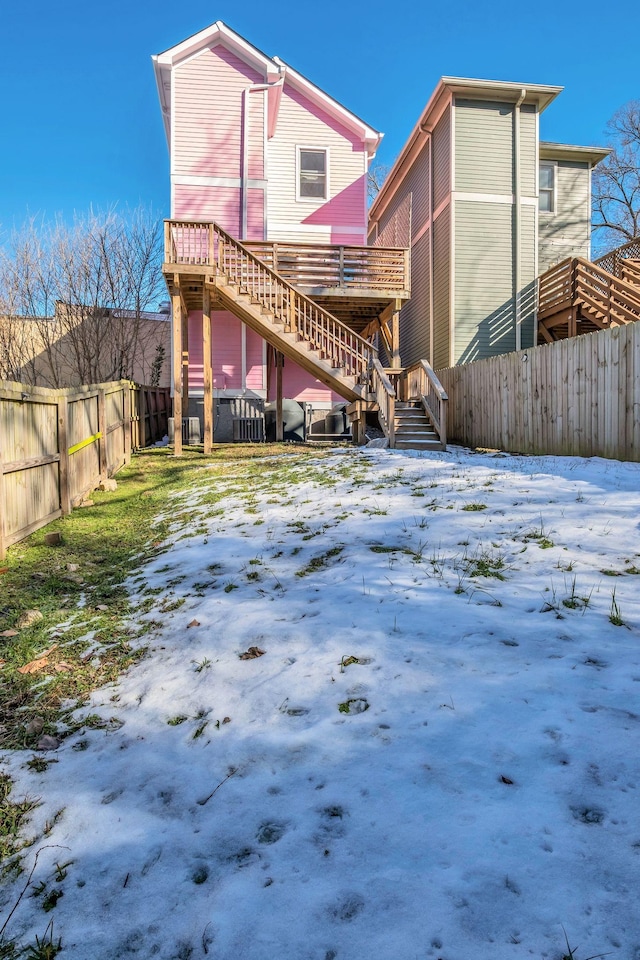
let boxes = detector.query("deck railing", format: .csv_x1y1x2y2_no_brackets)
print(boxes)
371,358,395,446
403,360,448,448
163,221,409,294
164,220,375,382
538,256,640,328
244,241,410,293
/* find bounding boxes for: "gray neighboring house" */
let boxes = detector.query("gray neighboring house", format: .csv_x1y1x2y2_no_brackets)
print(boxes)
368,77,609,368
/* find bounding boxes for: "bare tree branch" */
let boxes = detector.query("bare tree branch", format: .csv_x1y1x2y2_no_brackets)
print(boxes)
592,101,640,254
0,208,167,387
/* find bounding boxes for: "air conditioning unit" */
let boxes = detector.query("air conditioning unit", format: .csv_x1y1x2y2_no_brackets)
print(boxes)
167,417,201,445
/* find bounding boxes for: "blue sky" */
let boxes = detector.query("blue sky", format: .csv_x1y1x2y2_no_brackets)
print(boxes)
1,0,637,231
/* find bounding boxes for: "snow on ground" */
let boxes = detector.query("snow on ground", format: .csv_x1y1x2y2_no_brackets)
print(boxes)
3,446,640,960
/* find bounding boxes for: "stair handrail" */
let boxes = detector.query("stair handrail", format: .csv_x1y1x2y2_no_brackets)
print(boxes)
574,257,640,323
403,360,448,449
371,357,395,447
165,220,375,382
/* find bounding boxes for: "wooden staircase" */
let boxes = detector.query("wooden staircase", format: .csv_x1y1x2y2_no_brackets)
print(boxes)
363,358,448,450
164,220,449,453
167,222,374,402
393,402,443,449
538,238,640,343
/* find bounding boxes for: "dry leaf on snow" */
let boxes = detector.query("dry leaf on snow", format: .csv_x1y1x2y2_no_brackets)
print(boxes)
239,646,266,660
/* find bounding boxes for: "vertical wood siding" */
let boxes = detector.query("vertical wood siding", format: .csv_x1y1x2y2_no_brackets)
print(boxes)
437,322,640,462
538,161,591,273
266,83,367,243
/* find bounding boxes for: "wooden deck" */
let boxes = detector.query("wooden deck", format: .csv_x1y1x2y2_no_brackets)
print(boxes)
537,249,640,343
163,221,410,332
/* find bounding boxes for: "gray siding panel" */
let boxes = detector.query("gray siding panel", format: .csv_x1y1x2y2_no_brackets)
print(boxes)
374,138,430,244
432,107,451,210
454,201,515,363
520,104,537,197
399,229,430,367
520,203,537,349
538,161,591,273
454,99,513,195
433,207,450,369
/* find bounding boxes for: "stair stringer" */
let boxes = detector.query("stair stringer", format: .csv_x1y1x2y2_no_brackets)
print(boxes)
213,276,367,402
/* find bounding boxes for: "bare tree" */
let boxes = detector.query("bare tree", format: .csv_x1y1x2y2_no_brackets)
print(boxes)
0,208,167,387
367,162,391,202
592,101,640,252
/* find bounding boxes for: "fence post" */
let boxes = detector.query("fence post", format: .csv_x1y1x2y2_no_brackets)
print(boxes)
124,384,132,464
139,385,147,448
58,396,72,515
98,388,108,479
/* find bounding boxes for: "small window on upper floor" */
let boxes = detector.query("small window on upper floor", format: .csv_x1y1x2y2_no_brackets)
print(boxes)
298,148,328,200
539,162,555,213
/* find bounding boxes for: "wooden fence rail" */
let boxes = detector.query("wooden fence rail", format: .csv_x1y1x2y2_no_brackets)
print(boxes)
0,380,170,558
436,322,640,462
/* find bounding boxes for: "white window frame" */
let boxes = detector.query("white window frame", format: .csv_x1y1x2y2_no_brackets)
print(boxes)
539,160,556,215
296,146,330,202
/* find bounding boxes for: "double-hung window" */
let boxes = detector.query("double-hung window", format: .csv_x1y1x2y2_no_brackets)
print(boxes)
298,148,328,200
539,162,555,213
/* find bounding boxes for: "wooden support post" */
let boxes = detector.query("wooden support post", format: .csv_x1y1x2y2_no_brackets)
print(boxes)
182,303,190,424
97,388,108,479
203,287,213,455
172,286,183,455
164,220,171,264
276,351,284,442
58,396,72,516
391,309,401,367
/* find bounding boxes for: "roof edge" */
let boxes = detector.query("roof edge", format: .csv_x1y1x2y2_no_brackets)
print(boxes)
540,141,611,165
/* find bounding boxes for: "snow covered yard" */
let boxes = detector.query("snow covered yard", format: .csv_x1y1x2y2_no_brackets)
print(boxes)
2,445,640,960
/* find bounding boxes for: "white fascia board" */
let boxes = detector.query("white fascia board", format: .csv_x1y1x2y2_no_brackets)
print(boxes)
155,21,279,77
272,56,382,155
441,77,563,111
151,57,171,144
540,141,611,166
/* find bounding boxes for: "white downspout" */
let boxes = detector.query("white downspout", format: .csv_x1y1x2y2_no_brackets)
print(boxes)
514,88,526,351
242,83,273,240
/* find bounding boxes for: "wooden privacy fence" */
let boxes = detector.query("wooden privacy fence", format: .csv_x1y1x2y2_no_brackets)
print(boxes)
437,322,640,461
0,380,170,558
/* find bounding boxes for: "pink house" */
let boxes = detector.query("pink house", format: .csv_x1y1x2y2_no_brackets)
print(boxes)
152,21,413,449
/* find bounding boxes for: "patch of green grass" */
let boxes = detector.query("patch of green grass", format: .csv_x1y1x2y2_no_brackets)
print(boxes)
167,715,188,726
296,546,344,577
462,502,487,512
609,589,624,627
0,775,39,877
0,443,343,883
